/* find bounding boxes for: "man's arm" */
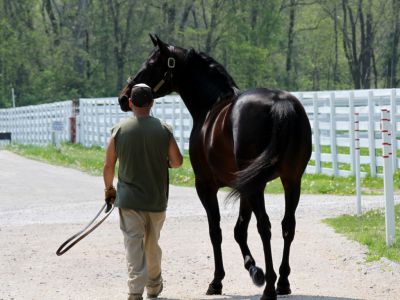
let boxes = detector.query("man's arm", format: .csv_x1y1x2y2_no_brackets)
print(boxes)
103,137,117,188
167,136,183,168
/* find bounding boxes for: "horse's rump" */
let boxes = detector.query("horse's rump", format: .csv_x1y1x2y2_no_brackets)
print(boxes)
230,88,311,198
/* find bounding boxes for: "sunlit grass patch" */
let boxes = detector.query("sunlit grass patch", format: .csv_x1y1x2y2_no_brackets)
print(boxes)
324,205,400,263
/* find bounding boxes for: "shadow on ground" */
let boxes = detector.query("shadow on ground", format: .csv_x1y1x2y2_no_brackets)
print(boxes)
157,295,361,300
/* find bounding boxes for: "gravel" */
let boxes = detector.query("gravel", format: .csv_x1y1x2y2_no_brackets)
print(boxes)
0,150,399,300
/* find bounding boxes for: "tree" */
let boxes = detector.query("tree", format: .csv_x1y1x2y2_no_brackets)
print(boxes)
382,0,400,87
340,0,376,89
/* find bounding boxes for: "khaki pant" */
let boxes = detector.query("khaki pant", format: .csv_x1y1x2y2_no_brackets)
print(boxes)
119,208,166,296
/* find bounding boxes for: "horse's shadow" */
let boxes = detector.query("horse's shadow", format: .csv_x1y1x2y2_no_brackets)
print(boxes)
157,295,361,300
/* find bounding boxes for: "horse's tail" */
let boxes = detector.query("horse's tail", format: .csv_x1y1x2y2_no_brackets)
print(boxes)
229,97,298,199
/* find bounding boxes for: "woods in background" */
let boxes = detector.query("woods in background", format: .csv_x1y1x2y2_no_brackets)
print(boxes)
0,0,400,107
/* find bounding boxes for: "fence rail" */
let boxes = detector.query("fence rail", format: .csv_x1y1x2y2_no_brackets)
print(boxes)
0,101,73,146
1,89,399,177
291,89,400,177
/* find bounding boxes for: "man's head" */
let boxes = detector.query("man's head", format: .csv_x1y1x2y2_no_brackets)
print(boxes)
129,83,154,109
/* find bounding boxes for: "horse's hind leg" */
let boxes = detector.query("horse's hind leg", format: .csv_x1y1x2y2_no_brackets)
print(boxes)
234,197,265,287
195,182,225,295
249,191,277,300
276,177,301,295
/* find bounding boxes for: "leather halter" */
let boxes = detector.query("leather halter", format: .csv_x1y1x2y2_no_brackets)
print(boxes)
126,46,176,93
153,46,176,92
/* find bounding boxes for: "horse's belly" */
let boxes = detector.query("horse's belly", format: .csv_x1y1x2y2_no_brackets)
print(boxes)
206,134,237,187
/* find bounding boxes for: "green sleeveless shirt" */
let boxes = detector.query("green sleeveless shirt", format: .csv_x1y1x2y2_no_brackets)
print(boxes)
112,116,172,212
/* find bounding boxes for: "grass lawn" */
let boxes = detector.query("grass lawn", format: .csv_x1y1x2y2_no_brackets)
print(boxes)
324,205,400,263
5,142,400,195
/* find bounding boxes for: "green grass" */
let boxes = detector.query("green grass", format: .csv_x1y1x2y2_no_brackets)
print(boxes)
5,143,400,195
324,205,400,263
6,143,105,175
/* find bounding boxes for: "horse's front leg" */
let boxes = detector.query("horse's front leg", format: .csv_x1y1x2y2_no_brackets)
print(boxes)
196,181,225,295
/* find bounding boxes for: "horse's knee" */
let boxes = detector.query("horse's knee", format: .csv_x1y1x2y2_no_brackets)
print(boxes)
256,218,272,240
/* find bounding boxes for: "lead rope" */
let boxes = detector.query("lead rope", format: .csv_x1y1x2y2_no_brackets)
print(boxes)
56,203,115,256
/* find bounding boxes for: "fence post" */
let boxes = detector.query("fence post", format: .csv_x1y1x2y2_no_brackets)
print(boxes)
354,112,362,215
349,91,356,175
390,89,398,170
81,100,86,147
329,92,338,175
179,100,184,153
161,97,166,120
368,91,377,176
172,97,176,133
381,109,395,246
312,93,321,174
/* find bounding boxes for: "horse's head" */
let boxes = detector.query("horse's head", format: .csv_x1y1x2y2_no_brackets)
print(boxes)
118,34,182,112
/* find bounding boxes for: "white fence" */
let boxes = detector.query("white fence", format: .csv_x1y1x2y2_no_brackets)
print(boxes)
1,89,399,177
292,89,400,177
0,101,73,145
78,96,192,151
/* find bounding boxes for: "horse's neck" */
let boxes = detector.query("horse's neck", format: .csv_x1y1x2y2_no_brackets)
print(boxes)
178,89,216,118
177,74,229,122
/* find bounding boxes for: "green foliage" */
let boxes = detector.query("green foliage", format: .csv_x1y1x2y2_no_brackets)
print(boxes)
2,0,398,107
324,205,400,263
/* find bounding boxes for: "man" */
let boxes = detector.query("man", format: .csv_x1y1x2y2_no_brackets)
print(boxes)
103,83,183,300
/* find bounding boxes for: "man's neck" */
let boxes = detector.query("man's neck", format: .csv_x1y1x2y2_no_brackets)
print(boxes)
133,111,150,118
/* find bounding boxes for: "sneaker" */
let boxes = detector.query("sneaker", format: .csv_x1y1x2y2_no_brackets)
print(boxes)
127,293,143,300
147,282,163,299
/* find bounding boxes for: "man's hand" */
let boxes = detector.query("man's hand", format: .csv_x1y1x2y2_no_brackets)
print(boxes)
104,186,116,213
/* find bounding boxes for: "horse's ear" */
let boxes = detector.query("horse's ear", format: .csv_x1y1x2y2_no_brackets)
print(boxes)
149,34,157,47
152,35,166,52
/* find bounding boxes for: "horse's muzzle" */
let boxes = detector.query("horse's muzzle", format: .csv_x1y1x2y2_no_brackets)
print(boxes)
118,95,130,112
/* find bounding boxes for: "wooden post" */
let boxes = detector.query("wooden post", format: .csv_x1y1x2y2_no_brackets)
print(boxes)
329,92,338,175
349,92,356,175
390,89,398,170
312,93,321,174
354,113,362,215
179,100,184,153
368,91,377,177
381,109,395,246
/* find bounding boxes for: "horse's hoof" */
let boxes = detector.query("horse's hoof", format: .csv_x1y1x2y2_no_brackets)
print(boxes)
206,282,222,295
276,277,291,295
260,293,277,300
249,266,265,287
276,285,292,295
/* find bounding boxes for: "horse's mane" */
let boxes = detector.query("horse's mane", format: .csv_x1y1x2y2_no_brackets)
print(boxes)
186,49,239,100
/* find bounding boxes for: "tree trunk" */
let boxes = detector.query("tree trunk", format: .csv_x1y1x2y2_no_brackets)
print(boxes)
385,0,400,87
341,0,375,89
203,0,224,54
286,0,296,89
108,0,134,90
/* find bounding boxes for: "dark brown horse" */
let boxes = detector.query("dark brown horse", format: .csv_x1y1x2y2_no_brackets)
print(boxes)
118,35,312,300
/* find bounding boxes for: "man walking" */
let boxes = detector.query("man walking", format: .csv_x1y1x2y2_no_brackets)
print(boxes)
103,83,183,300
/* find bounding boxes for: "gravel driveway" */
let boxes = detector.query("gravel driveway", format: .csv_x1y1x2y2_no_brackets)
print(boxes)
0,150,399,300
